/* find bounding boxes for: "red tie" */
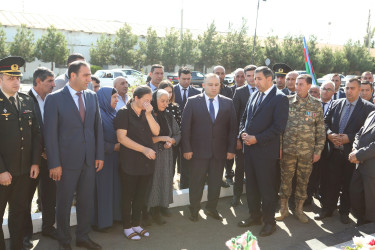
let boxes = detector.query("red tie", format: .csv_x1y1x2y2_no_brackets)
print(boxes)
76,92,85,122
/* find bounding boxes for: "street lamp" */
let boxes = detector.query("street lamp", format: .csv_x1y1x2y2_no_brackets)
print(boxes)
252,0,266,64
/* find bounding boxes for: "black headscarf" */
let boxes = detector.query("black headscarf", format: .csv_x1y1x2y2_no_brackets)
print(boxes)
151,90,170,136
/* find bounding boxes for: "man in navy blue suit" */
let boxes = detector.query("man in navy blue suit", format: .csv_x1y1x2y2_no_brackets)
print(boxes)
237,66,289,237
44,61,104,250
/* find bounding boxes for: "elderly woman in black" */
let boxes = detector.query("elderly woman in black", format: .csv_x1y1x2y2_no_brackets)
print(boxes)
114,86,160,240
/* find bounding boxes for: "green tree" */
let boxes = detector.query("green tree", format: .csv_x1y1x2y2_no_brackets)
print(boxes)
264,35,283,68
281,35,304,70
161,28,180,72
0,23,7,58
179,30,198,66
332,50,349,74
9,24,35,71
90,34,113,67
316,46,335,74
197,21,221,73
140,27,162,66
113,24,138,68
344,40,374,74
35,25,69,70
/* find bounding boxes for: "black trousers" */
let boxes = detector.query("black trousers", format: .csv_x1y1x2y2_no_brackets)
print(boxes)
307,156,329,200
172,145,181,176
323,149,355,215
0,174,30,250
350,169,375,222
180,156,191,190
24,157,56,238
225,158,234,179
233,149,245,197
244,153,279,225
120,171,152,229
189,158,225,212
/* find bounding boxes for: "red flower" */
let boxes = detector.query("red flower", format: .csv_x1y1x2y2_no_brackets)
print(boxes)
369,238,375,246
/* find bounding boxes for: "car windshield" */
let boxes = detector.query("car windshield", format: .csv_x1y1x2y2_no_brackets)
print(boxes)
114,72,123,77
196,72,204,77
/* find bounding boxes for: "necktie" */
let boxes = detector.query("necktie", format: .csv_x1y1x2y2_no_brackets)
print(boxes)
322,102,326,111
76,92,85,122
291,92,295,95
255,92,265,111
339,103,352,134
209,98,215,122
182,88,187,109
9,96,18,112
251,87,255,94
334,92,337,100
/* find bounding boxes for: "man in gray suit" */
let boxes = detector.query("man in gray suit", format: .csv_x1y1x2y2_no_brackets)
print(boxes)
349,111,375,226
44,61,104,250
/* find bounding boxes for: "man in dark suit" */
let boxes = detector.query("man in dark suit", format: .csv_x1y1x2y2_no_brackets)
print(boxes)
147,64,164,91
315,78,375,224
181,73,237,222
0,56,41,250
231,65,257,206
23,67,58,248
44,61,104,250
349,110,375,226
282,71,297,96
360,81,374,104
331,73,346,100
213,65,233,99
237,66,289,237
174,67,201,190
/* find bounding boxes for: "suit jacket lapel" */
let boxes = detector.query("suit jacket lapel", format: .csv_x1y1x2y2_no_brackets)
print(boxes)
199,94,213,124
253,87,276,118
363,112,375,135
345,99,363,129
215,96,224,123
63,86,83,124
28,90,44,129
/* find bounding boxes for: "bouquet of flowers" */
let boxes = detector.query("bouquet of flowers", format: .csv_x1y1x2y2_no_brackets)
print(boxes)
226,230,260,250
344,235,375,250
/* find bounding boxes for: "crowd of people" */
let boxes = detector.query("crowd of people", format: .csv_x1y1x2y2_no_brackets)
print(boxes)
0,52,375,250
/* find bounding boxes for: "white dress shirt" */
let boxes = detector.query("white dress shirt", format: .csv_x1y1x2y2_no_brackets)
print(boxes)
204,93,219,118
31,88,45,122
247,85,257,95
116,94,128,111
68,84,86,110
258,84,274,104
179,84,189,100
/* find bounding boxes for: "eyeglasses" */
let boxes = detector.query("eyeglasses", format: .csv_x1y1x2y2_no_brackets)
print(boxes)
320,88,333,92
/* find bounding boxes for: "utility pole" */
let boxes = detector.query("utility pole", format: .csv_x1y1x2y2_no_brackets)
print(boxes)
366,9,371,53
180,0,184,40
252,0,266,64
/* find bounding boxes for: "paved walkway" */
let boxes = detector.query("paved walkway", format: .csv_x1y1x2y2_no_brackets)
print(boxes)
7,196,372,250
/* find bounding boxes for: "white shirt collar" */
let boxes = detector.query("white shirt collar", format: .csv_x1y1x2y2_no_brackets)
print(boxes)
179,84,189,91
68,83,83,96
263,84,274,96
204,93,218,102
31,87,42,100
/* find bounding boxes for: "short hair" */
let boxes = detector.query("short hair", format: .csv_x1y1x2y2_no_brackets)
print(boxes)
309,85,320,91
151,64,164,73
68,61,90,79
361,80,374,91
234,68,244,76
255,66,273,78
348,77,361,87
244,65,257,74
67,53,85,66
204,73,220,83
178,67,192,77
331,73,341,81
361,71,373,78
158,80,175,103
91,75,100,84
321,81,335,90
132,85,152,101
297,74,313,84
33,67,54,86
286,71,299,77
213,65,225,73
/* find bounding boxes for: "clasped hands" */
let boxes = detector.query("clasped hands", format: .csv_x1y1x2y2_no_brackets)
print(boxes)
241,133,257,146
183,152,235,160
328,133,350,147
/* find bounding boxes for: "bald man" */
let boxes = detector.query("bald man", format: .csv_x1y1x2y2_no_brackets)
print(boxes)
113,76,129,111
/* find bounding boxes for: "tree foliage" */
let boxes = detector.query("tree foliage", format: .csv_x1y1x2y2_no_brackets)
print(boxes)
90,34,113,67
113,24,138,68
161,28,180,72
179,30,198,66
0,23,7,58
10,24,35,71
35,25,69,70
140,27,162,66
197,21,221,73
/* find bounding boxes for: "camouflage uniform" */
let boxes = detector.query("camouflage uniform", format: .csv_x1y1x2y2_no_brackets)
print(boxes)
280,94,326,201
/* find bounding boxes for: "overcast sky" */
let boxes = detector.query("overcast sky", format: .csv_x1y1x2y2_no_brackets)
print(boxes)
2,0,374,45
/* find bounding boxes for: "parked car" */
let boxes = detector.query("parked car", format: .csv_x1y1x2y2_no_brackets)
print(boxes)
114,68,147,85
224,74,234,85
295,70,307,75
167,71,205,87
317,73,346,86
94,70,126,87
344,75,359,82
167,73,179,85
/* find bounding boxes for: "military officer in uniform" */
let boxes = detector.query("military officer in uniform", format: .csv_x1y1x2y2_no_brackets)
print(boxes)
273,63,292,90
276,74,325,223
0,56,41,250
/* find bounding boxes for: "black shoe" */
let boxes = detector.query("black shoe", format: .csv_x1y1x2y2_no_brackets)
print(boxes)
76,238,102,250
189,207,199,222
42,228,58,240
340,214,350,224
226,178,234,185
23,236,33,248
237,217,262,227
259,223,276,237
314,210,333,220
231,196,240,207
160,207,172,217
59,243,72,250
356,219,371,227
205,209,223,221
221,180,230,188
304,197,312,206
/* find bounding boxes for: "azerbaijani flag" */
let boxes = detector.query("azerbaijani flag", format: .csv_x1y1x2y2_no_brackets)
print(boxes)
303,37,317,85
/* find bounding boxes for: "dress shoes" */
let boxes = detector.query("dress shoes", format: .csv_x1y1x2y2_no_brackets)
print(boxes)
160,207,172,217
231,196,240,207
221,180,230,188
23,236,33,248
259,223,276,237
189,213,199,222
59,243,72,250
205,209,223,221
237,217,262,227
314,210,333,220
340,214,350,224
42,228,58,240
226,178,234,186
76,238,102,250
